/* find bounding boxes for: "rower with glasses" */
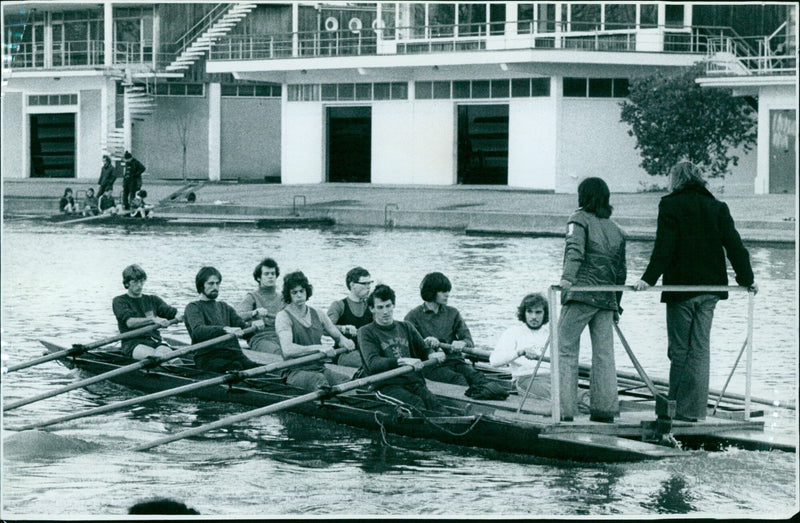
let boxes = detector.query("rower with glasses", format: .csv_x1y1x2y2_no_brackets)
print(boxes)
326,266,374,367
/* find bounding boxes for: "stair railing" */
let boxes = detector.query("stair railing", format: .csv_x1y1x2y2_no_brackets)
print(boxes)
173,3,233,57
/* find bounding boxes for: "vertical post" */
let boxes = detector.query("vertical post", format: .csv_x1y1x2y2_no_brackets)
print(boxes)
291,3,299,57
548,285,561,422
208,82,221,182
152,5,160,70
745,290,754,420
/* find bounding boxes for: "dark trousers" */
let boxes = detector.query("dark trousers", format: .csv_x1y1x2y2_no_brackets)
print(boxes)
377,381,441,412
122,176,142,209
663,295,719,420
423,358,486,387
193,350,259,374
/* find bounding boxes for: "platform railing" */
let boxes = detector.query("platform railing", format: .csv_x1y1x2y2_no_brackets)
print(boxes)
546,285,755,424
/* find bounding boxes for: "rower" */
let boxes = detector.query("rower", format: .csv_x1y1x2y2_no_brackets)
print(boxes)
184,266,263,373
235,257,284,354
358,284,446,411
326,266,373,367
404,272,490,390
489,293,550,395
112,264,182,361
275,271,355,391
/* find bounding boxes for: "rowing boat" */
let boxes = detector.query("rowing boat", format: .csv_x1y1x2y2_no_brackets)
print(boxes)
24,338,794,462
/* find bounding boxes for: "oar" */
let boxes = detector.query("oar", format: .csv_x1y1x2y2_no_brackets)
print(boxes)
57,213,113,226
517,338,551,414
133,356,443,452
5,319,181,373
3,326,258,412
13,348,352,431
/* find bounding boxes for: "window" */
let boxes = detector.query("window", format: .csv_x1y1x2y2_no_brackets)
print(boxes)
453,81,471,98
490,79,509,98
458,3,486,37
605,4,636,30
588,78,613,97
472,80,490,98
489,3,506,35
356,83,372,101
373,82,391,100
418,79,550,100
288,84,320,102
612,78,630,98
511,78,530,97
517,3,534,34
433,81,451,99
153,82,204,97
665,5,684,28
537,3,556,33
337,83,355,101
531,78,550,97
289,82,408,102
415,81,433,100
563,77,587,97
570,3,601,32
28,93,77,106
321,84,337,101
640,4,658,28
430,3,455,38
390,82,407,100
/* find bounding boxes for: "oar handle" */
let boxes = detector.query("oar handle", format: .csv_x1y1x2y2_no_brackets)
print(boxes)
14,347,351,431
4,326,256,412
133,356,441,451
7,320,181,374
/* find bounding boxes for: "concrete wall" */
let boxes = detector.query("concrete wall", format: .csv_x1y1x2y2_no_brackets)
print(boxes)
133,96,209,180
282,101,324,183
1,92,24,178
559,98,648,193
220,98,281,181
371,100,415,184
508,96,558,190
409,100,455,185
78,89,102,181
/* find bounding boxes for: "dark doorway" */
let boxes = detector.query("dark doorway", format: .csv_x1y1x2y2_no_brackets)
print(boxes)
327,106,371,183
769,109,796,194
30,113,75,178
457,104,509,185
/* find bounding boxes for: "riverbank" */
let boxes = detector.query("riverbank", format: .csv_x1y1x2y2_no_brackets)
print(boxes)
3,178,796,244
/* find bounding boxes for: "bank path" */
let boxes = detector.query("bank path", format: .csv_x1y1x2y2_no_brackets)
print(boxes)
3,178,796,245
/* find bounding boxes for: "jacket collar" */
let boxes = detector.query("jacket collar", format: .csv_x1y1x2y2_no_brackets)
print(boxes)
667,181,715,199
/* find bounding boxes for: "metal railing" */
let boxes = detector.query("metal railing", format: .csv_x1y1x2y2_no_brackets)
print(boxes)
172,3,232,57
209,20,720,62
51,40,105,67
546,285,755,424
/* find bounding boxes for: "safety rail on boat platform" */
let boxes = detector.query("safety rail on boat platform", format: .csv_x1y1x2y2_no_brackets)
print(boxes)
546,284,756,424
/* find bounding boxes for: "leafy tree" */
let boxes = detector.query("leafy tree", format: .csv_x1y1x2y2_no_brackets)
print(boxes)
619,63,756,178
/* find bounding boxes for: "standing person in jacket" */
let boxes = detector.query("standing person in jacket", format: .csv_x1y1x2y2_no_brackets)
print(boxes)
184,266,262,373
558,177,627,423
275,271,355,391
404,272,489,389
236,257,284,354
358,284,446,411
112,264,181,360
633,161,757,422
97,155,116,198
122,151,146,210
490,293,550,389
327,266,374,367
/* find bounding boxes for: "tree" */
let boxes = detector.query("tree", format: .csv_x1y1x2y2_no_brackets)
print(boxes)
619,63,756,178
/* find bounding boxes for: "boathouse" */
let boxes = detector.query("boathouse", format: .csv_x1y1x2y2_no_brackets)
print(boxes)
1,2,796,194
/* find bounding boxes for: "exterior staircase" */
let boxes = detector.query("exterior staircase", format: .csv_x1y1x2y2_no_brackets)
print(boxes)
165,2,257,72
103,83,157,159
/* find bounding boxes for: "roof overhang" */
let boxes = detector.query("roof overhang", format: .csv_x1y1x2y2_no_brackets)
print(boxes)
696,74,797,96
209,49,701,83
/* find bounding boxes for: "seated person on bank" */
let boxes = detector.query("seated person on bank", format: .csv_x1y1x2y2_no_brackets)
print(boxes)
490,293,551,394
112,264,182,361
275,271,355,391
327,266,374,367
357,284,446,412
59,187,77,214
82,187,100,216
404,272,489,389
130,189,154,218
236,257,284,354
99,192,118,215
184,266,263,373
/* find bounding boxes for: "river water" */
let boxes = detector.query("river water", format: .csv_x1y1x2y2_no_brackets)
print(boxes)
1,222,797,518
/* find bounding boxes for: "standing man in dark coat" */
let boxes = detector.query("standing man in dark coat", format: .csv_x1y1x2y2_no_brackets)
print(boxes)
634,161,757,422
122,151,146,210
97,155,116,198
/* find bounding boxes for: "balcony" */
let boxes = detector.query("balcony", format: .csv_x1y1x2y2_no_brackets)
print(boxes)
208,20,718,63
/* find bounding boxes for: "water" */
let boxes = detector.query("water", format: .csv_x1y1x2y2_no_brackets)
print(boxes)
1,222,797,517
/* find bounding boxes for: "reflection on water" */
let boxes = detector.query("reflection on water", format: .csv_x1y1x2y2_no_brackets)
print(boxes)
1,223,797,517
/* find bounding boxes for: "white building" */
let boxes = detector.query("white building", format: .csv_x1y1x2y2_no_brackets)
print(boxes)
2,2,796,194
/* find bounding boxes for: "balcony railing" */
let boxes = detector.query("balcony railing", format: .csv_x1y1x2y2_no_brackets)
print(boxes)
209,20,719,62
52,40,105,67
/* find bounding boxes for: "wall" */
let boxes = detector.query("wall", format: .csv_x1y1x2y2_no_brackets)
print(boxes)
755,84,795,194
371,100,415,184
508,96,557,190
132,96,209,179
409,100,455,185
1,92,24,178
282,101,324,183
559,98,647,193
220,98,281,180
78,89,101,180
